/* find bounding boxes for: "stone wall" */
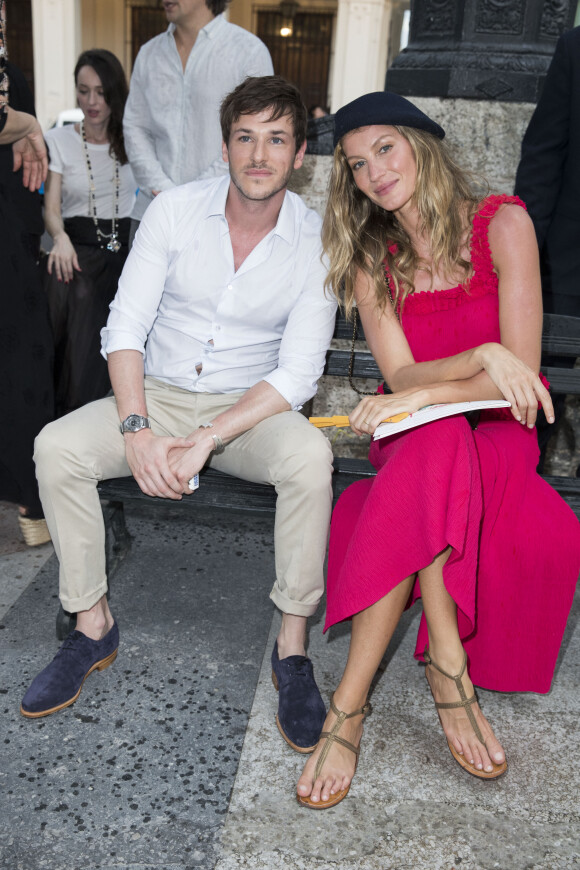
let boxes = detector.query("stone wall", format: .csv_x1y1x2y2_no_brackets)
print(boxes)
287,99,538,459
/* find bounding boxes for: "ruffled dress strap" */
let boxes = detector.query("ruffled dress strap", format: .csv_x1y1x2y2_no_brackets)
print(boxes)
470,194,527,295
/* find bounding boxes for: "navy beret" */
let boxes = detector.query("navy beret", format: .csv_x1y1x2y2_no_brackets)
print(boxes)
333,91,445,148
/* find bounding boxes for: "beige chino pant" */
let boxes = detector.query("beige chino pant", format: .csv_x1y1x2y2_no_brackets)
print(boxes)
34,377,334,617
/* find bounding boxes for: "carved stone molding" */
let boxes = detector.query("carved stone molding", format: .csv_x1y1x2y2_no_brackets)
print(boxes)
540,0,570,37
415,0,456,35
387,0,576,102
475,0,524,35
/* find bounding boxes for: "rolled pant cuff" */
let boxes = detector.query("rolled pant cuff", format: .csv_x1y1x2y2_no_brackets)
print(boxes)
60,580,108,615
269,587,320,618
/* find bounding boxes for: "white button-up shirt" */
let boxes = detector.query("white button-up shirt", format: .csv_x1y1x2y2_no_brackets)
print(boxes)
101,176,337,410
123,15,273,220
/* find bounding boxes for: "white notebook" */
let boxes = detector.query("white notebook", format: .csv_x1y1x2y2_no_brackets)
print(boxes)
373,400,511,440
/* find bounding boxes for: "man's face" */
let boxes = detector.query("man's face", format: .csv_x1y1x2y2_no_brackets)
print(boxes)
222,110,306,204
161,0,208,26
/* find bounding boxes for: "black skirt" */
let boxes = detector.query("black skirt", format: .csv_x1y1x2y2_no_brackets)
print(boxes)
44,216,131,418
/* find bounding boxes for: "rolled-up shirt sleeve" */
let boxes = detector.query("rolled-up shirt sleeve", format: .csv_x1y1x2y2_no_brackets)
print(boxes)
263,248,336,410
100,193,172,357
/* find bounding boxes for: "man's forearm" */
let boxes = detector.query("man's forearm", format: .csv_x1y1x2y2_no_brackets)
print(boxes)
196,381,291,444
108,350,148,421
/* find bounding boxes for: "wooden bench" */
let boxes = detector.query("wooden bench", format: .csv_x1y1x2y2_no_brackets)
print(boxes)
56,311,580,637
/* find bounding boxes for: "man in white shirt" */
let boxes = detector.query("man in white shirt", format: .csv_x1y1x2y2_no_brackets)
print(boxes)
22,77,337,757
123,0,273,224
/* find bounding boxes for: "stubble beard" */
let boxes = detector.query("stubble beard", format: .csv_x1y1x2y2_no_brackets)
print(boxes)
230,163,294,203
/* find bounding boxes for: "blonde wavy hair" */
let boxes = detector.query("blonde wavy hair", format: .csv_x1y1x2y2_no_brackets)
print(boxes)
322,126,486,317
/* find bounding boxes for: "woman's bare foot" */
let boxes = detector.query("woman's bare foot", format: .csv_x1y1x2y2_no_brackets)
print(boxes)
296,695,368,806
425,651,505,774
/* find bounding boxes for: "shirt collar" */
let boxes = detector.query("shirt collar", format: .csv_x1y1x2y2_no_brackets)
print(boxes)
204,176,296,246
166,14,225,41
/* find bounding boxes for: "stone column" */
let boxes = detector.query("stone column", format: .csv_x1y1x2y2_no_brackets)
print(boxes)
329,0,392,111
32,0,81,129
387,0,576,103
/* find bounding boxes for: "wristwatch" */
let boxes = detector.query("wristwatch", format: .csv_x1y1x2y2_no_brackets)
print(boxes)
120,414,151,434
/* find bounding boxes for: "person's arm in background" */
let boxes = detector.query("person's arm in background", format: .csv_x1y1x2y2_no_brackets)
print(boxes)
43,169,81,282
0,44,48,191
514,29,575,249
122,47,175,199
0,108,47,191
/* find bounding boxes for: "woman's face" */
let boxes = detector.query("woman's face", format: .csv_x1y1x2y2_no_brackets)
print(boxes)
76,65,111,127
342,125,417,219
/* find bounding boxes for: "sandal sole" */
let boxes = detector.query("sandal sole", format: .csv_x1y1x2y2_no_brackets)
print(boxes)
297,785,350,809
448,742,507,779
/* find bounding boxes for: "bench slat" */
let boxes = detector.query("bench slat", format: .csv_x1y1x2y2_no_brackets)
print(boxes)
324,348,381,380
541,367,580,395
98,464,580,518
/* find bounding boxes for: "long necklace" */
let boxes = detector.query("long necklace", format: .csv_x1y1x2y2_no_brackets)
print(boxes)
80,120,121,253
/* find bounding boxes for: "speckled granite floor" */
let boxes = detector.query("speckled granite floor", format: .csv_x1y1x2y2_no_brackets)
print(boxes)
0,505,277,869
0,391,579,870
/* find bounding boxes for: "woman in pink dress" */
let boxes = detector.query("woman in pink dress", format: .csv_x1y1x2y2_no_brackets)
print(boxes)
297,92,580,809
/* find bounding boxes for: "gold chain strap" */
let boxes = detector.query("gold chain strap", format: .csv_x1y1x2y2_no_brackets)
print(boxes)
348,268,397,396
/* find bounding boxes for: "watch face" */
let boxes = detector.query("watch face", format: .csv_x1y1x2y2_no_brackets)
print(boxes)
123,414,147,432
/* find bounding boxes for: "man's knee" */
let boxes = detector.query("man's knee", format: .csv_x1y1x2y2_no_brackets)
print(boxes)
34,418,83,488
279,425,334,492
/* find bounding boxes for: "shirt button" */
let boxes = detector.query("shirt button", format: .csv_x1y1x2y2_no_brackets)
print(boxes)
215,325,221,331
227,283,233,290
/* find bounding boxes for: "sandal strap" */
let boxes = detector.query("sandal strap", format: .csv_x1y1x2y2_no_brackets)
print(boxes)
329,693,371,721
318,731,360,757
313,693,371,781
424,648,486,747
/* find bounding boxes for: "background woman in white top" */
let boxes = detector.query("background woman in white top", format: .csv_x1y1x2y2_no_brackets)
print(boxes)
44,49,136,416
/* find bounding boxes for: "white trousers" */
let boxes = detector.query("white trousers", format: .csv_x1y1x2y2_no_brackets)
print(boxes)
34,377,334,617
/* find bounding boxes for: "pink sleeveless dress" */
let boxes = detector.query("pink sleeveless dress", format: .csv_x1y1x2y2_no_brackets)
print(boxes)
325,195,580,693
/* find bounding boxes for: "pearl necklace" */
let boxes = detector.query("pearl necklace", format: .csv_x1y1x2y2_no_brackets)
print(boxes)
80,120,121,253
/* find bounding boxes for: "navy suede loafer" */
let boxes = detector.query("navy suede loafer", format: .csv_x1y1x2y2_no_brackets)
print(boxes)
271,640,326,753
20,622,119,719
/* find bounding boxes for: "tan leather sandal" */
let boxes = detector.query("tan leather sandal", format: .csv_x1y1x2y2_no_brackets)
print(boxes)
424,648,507,780
297,693,371,809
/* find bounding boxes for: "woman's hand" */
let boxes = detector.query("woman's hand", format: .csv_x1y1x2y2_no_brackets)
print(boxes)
477,343,554,428
349,388,429,436
47,233,81,283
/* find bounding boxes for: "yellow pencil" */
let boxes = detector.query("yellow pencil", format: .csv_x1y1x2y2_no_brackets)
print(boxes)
309,412,410,428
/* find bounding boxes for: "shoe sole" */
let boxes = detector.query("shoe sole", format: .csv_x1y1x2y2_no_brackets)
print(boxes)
20,648,118,719
272,670,317,754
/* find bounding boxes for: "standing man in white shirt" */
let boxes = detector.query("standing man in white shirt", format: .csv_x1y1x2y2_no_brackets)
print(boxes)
123,0,273,228
22,77,337,758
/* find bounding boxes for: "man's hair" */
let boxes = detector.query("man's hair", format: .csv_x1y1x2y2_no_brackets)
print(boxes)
220,75,307,152
206,0,230,13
